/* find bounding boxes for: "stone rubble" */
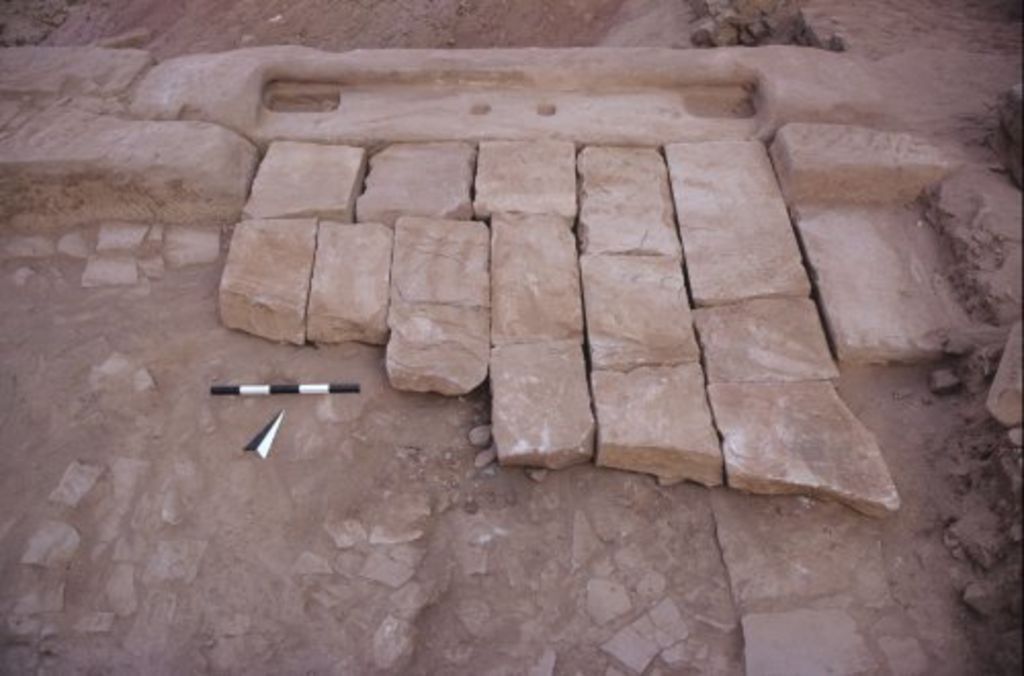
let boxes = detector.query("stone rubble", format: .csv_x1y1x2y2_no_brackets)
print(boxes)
468,425,492,448
473,140,578,221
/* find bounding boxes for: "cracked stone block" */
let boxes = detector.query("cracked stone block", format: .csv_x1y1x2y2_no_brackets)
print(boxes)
474,140,577,221
307,222,393,345
491,214,583,346
593,364,722,487
580,254,699,371
243,141,366,221
578,146,681,258
742,609,876,676
708,380,900,517
665,141,810,306
356,142,475,227
770,123,955,205
987,321,1022,427
491,341,595,469
219,218,317,345
693,297,838,383
795,207,967,363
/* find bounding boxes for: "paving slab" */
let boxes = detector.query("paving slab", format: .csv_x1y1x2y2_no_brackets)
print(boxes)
771,123,955,205
742,609,876,676
219,218,317,345
307,222,393,345
987,321,1022,427
243,141,366,221
693,297,838,383
389,217,490,309
490,341,594,469
491,214,583,346
795,206,967,363
707,380,900,517
474,141,577,221
356,142,475,227
593,363,722,487
580,254,699,371
665,141,810,306
578,146,681,258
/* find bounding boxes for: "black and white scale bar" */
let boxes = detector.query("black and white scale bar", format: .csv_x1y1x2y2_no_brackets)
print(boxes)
210,383,360,396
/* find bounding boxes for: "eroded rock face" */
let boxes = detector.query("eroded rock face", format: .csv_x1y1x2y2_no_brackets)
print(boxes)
491,341,594,469
474,141,577,221
307,222,393,345
708,380,901,517
580,254,699,371
243,141,366,221
593,364,722,486
357,142,475,227
987,321,1022,427
219,219,317,345
491,214,584,346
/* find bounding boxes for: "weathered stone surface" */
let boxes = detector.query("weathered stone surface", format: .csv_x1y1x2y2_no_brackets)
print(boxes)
578,146,681,257
580,255,699,371
106,563,137,616
474,141,577,220
491,341,595,469
742,609,876,676
219,218,317,345
57,231,90,258
987,321,1022,427
142,539,208,583
771,123,955,205
795,207,967,363
665,141,810,306
48,461,103,508
600,598,689,673
243,141,366,221
3,235,55,258
81,256,138,287
21,520,80,567
491,214,584,345
708,380,900,517
96,223,149,252
693,297,838,383
357,142,475,227
586,578,633,625
0,47,153,98
307,222,393,345
386,217,489,395
593,364,722,486
163,227,221,268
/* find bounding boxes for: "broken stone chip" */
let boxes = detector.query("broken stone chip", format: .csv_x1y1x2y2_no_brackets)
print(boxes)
474,140,578,221
987,321,1022,427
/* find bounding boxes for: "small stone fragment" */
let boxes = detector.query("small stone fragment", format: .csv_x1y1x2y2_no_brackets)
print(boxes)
75,612,115,634
359,549,417,589
987,321,1022,427
96,223,149,252
324,518,366,549
474,140,578,220
163,226,221,268
12,267,34,286
81,256,138,287
372,615,416,670
586,578,633,625
292,551,334,576
474,448,497,469
526,469,548,483
106,563,137,616
57,231,90,258
572,510,602,572
48,461,103,508
1009,428,1022,447
21,520,80,567
468,425,492,448
928,368,962,395
601,615,661,674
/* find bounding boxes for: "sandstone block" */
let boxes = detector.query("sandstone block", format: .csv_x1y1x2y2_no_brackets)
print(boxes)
491,214,584,345
593,364,722,486
96,223,149,253
490,341,595,469
307,222,393,345
243,141,366,221
708,380,900,517
357,142,475,227
390,217,490,308
163,227,221,268
742,609,876,676
580,254,699,371
987,321,1022,427
665,141,810,306
770,123,955,205
474,141,577,220
578,146,681,257
219,219,317,345
693,297,838,383
81,256,138,287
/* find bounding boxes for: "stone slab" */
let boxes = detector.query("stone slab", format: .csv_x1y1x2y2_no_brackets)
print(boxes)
693,297,838,383
580,254,699,371
307,222,393,345
356,142,475,227
474,141,577,221
490,214,583,346
219,218,317,345
665,141,810,306
795,206,967,363
770,123,955,205
593,364,722,486
389,217,490,309
243,141,366,221
163,227,221,268
81,257,138,287
490,341,595,469
987,321,1022,427
578,146,681,257
707,380,900,517
742,609,876,676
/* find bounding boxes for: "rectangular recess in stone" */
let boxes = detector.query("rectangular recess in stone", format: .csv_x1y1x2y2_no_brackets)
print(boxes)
491,214,583,346
491,341,595,470
665,141,810,306
578,146,681,258
593,363,722,487
356,142,476,227
693,297,838,383
307,221,393,346
243,141,366,221
219,218,317,345
707,380,901,518
473,140,577,221
580,254,699,371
